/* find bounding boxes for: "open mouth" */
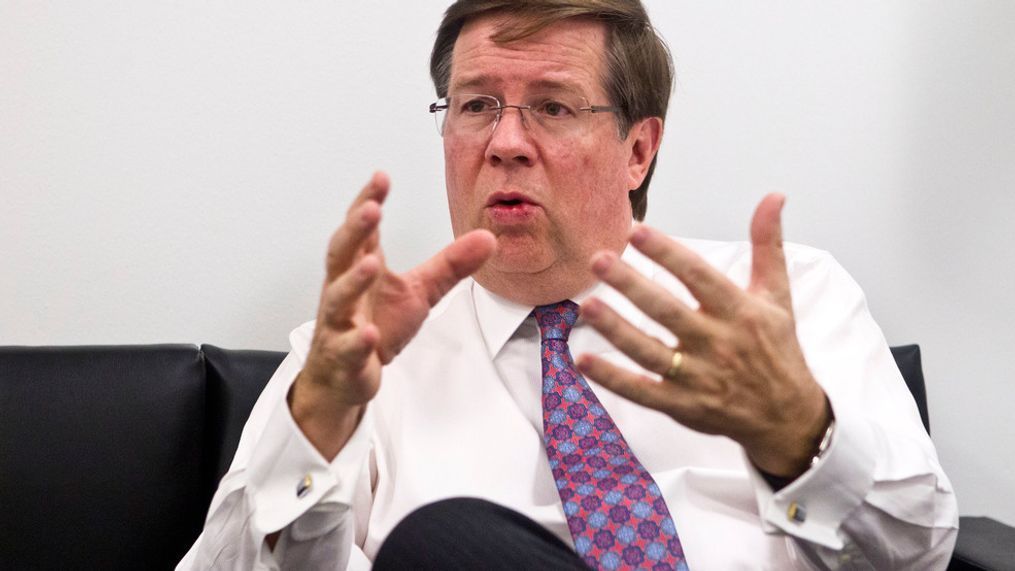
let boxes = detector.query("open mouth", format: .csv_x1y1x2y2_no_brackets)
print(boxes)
485,192,540,222
486,191,539,208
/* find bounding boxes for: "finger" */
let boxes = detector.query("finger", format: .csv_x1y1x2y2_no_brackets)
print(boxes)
411,229,497,306
589,250,712,341
575,353,677,413
351,170,391,210
304,319,379,380
580,297,676,376
323,323,380,372
319,254,382,329
748,193,792,308
325,173,391,280
628,225,745,317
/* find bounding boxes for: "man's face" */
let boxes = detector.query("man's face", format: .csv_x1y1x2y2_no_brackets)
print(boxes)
443,16,652,305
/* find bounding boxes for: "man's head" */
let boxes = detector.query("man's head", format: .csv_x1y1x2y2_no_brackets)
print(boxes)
431,0,673,221
430,1,672,304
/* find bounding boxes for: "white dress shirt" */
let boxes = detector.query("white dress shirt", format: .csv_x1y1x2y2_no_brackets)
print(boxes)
179,238,958,570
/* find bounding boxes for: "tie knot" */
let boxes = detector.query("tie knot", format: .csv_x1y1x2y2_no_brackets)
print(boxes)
533,300,579,342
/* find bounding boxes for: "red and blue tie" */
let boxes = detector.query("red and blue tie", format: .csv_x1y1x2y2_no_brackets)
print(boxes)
534,301,688,570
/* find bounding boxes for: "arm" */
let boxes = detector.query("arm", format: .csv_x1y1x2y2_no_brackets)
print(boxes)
177,346,377,570
178,173,495,570
292,171,495,463
749,246,957,569
576,195,957,569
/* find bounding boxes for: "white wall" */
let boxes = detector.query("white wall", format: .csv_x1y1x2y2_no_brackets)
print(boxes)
3,1,1013,525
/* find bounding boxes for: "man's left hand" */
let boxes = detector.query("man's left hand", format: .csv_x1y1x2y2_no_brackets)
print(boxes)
576,194,831,479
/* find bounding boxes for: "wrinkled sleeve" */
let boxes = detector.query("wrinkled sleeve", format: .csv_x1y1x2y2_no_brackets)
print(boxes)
177,322,376,571
747,248,958,570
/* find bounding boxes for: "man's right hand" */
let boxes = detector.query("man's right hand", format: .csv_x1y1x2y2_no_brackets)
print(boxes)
289,172,496,460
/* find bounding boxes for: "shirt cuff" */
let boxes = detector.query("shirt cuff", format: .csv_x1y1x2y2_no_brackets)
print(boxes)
748,398,876,549
244,374,374,535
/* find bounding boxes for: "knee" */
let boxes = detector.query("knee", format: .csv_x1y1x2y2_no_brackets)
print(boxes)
385,496,501,541
373,497,502,570
375,497,587,570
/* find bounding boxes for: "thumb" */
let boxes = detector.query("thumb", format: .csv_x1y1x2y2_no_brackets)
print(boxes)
748,193,791,308
412,230,497,306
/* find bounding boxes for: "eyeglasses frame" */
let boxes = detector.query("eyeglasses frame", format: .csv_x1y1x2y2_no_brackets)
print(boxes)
428,93,623,137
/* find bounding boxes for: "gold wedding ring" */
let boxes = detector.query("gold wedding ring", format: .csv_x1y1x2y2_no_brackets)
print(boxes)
664,350,683,380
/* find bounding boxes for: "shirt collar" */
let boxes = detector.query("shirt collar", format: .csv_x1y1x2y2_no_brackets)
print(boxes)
471,241,656,359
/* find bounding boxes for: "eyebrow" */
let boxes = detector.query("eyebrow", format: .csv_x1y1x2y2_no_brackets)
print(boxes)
450,75,584,95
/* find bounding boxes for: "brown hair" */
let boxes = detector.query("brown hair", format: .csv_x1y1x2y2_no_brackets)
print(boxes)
430,0,673,221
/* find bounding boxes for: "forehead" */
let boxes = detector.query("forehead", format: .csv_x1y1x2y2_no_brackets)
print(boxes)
449,15,609,97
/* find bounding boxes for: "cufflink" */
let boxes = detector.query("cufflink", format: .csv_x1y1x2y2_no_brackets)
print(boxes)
787,501,807,523
297,474,313,498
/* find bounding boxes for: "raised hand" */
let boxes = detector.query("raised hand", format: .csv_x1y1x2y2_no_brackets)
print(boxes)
576,194,831,478
290,172,496,460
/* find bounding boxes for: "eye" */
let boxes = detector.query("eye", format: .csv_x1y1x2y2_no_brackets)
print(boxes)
535,99,575,119
458,96,497,114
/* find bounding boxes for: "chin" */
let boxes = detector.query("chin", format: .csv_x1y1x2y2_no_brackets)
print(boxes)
489,233,553,270
487,250,551,277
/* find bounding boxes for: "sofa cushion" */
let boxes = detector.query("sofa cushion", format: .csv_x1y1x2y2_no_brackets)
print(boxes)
0,345,206,571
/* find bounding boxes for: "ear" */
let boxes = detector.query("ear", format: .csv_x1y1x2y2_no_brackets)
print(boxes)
624,116,663,190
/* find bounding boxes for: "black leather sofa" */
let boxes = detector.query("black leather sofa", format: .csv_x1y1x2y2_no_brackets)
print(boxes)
0,344,1010,570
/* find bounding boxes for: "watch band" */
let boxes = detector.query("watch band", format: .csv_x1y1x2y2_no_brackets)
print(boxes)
809,417,836,467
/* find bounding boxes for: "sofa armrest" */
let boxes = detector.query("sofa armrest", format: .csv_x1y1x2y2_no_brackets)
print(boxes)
949,516,1015,570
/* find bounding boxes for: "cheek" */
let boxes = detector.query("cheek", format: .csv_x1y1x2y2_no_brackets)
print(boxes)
444,139,464,185
575,148,630,204
445,186,471,237
444,139,479,233
569,150,632,234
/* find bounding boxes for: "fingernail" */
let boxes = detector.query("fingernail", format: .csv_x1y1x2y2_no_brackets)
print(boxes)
358,255,378,277
590,252,615,275
360,202,379,226
574,354,590,371
580,298,601,320
630,224,650,246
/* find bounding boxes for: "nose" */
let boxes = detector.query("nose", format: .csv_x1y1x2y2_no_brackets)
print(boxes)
485,106,535,167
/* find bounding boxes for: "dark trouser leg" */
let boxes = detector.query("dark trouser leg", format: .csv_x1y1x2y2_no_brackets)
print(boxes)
373,497,589,570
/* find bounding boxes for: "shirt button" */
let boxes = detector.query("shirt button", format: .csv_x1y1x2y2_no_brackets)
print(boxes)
297,474,313,498
787,501,807,523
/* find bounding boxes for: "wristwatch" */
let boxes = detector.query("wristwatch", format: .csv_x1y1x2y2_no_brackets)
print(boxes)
809,417,836,467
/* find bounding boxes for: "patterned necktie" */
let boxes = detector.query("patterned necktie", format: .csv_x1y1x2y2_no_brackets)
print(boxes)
535,301,688,571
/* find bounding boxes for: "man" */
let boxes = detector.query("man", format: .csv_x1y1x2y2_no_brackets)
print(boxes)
180,1,957,569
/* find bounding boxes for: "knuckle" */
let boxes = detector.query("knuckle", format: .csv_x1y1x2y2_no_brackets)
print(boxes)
329,331,370,367
735,303,766,332
708,336,738,371
628,375,654,403
329,223,354,251
593,303,617,327
612,263,641,290
654,352,672,375
681,262,710,286
321,280,349,311
656,302,683,329
325,245,344,269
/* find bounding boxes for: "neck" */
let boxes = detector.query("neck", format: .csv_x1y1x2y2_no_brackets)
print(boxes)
473,266,597,306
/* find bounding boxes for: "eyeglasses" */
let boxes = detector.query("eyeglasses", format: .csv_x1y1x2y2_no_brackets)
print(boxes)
429,93,622,139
